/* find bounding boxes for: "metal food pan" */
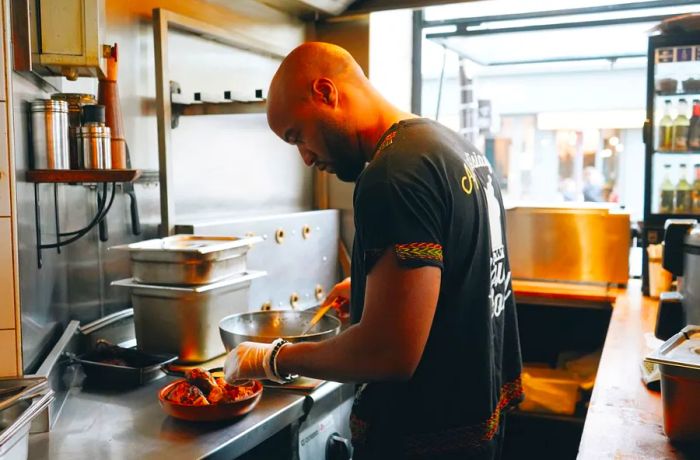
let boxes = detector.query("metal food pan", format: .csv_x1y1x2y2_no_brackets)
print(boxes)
73,344,177,389
0,391,53,460
113,235,263,286
113,271,266,363
647,325,700,441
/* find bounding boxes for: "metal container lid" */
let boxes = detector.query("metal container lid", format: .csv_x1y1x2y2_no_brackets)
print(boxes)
112,270,266,294
30,99,68,112
51,93,96,110
686,224,700,249
118,235,264,255
78,124,110,137
647,325,700,371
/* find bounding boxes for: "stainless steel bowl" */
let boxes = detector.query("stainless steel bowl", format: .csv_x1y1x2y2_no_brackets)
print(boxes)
219,310,341,351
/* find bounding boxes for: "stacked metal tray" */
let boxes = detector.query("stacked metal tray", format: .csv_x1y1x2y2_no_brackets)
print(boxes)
113,235,263,285
112,235,266,363
0,378,54,460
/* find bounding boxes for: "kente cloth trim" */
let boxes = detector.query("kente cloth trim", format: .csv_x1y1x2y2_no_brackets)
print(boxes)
394,242,444,263
404,376,524,456
376,130,397,154
349,377,524,456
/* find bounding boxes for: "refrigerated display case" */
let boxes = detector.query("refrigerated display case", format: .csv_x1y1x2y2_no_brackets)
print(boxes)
643,30,700,294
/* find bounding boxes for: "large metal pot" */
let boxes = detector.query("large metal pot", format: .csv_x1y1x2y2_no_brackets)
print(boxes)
219,311,341,351
682,225,700,325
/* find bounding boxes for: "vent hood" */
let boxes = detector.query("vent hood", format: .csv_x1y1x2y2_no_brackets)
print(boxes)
259,0,356,16
251,0,466,17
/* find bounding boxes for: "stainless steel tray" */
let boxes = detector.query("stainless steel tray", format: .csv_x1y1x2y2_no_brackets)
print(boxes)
0,378,49,413
647,325,700,376
112,235,263,285
0,391,53,459
113,271,266,362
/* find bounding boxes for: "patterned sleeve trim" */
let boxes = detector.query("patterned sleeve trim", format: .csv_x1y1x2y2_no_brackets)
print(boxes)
403,376,524,456
394,242,443,263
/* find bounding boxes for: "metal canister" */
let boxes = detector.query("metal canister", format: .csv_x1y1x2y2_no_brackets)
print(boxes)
77,124,111,169
30,99,69,170
51,93,96,169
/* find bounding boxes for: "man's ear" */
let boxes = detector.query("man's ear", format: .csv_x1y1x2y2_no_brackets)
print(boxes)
311,78,338,107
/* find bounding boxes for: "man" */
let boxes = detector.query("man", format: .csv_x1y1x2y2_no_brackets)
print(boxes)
224,42,522,460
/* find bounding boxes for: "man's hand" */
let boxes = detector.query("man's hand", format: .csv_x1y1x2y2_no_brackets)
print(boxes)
325,277,351,316
223,341,275,383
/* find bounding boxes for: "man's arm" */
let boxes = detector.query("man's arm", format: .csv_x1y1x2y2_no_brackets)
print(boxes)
277,249,441,382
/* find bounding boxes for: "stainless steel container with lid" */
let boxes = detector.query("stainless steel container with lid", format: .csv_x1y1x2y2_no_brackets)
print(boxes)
77,124,111,169
0,388,54,460
112,270,266,362
112,235,263,286
647,325,700,441
51,93,96,169
684,226,700,325
30,99,69,170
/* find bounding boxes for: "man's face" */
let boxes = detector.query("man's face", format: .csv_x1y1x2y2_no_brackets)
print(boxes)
270,97,365,182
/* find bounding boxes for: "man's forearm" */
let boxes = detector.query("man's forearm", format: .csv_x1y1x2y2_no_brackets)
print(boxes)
276,323,412,383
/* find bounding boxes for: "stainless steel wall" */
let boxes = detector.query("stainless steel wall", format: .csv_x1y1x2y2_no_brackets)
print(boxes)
15,1,307,371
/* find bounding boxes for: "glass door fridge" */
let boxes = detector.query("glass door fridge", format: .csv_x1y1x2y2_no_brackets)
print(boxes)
643,31,700,294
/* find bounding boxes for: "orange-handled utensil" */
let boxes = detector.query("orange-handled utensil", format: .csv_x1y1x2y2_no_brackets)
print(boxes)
301,297,347,336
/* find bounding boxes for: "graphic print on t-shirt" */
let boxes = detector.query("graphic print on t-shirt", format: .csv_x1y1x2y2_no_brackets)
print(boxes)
462,151,512,319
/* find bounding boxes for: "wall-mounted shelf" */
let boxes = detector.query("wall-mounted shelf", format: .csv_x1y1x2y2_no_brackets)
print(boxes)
170,100,266,128
26,169,141,183
29,169,142,268
153,8,285,236
173,100,266,116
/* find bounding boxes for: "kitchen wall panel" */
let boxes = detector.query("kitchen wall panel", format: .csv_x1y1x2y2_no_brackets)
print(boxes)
15,1,307,372
0,218,14,329
0,104,8,217
0,329,17,377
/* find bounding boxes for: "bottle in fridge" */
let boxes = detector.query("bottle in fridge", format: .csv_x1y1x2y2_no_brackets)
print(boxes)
676,163,692,214
689,100,700,151
660,164,675,213
693,164,700,213
659,99,674,151
673,98,690,152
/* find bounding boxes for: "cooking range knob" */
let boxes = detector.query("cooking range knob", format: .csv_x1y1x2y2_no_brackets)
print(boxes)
326,433,352,460
315,285,325,301
290,292,300,309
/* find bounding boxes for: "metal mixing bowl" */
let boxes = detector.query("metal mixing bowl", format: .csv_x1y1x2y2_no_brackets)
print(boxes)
219,310,342,351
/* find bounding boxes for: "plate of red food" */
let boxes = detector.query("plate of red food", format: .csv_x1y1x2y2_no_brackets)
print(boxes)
158,368,262,422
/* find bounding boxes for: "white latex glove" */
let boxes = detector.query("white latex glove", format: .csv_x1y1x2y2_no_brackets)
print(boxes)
223,341,277,383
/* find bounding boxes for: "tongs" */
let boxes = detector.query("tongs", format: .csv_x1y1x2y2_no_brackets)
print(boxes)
301,297,347,336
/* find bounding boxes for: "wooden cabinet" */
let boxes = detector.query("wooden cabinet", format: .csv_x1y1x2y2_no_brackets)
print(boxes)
0,218,14,330
0,329,16,377
0,105,8,217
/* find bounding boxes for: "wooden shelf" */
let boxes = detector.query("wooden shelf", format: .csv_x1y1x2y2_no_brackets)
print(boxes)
655,91,700,97
172,100,266,117
26,169,142,184
654,150,700,155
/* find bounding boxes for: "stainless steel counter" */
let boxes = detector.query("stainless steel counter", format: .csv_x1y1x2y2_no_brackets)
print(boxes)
28,376,347,459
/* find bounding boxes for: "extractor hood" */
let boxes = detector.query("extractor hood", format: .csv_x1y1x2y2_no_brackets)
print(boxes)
252,0,468,17
258,0,356,16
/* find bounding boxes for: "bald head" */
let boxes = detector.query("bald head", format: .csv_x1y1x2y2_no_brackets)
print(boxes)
265,42,407,182
268,42,365,109
267,42,367,135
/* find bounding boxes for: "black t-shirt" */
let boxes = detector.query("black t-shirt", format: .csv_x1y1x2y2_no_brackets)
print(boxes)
349,118,523,460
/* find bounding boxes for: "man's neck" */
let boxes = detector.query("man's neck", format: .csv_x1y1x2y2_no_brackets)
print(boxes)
358,104,418,163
